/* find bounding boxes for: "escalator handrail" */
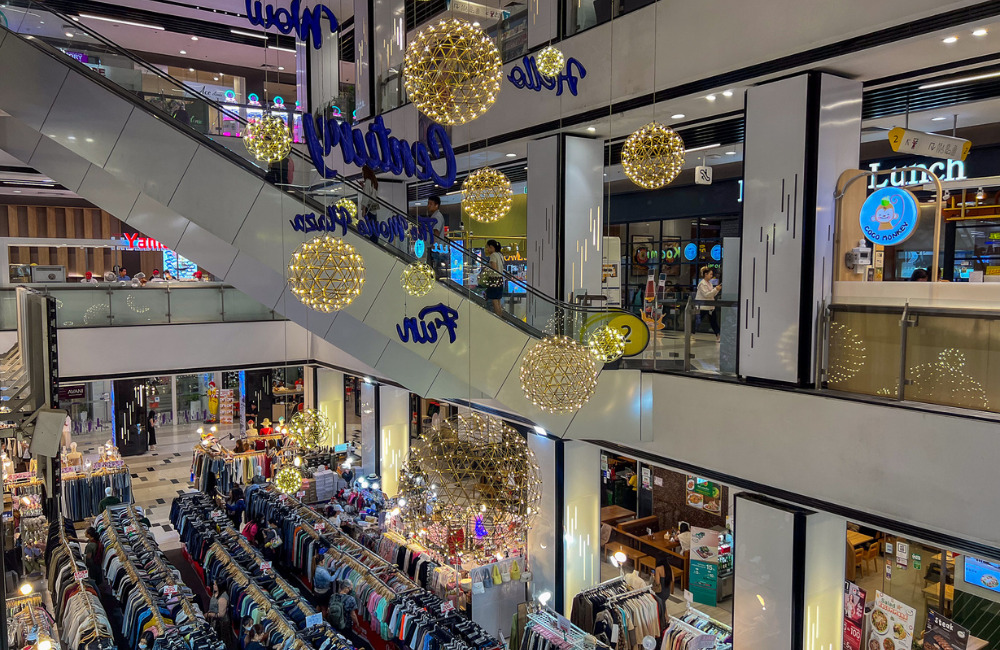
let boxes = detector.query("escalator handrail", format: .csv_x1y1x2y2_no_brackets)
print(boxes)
2,3,629,329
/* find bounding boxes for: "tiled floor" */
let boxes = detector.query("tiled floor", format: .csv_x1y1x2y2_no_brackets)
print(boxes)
71,421,241,550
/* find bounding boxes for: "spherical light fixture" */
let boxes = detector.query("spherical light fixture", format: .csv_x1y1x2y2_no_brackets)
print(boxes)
403,18,503,125
243,114,292,163
587,325,627,363
520,336,600,413
288,236,366,313
400,261,436,297
274,466,303,494
535,46,565,78
621,121,685,189
287,409,331,449
335,198,357,219
463,167,513,223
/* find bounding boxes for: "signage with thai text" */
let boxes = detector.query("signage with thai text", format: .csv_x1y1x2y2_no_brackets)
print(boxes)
860,186,920,246
244,0,338,50
888,127,971,161
397,304,460,345
163,585,178,597
303,115,457,188
93,460,124,470
74,570,89,581
508,56,586,97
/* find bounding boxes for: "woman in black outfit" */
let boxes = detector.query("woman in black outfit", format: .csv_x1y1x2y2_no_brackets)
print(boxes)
147,409,157,451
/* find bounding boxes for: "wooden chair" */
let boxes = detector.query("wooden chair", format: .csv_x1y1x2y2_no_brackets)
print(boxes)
855,548,865,577
638,555,656,576
864,544,879,574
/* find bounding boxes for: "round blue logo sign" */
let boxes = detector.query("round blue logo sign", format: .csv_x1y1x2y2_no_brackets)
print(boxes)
711,244,722,262
413,239,426,258
684,243,698,261
860,186,920,246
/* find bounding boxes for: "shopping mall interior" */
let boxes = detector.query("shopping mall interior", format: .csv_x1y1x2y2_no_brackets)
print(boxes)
0,1,999,649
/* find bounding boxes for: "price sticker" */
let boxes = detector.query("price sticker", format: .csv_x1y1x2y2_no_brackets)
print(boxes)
278,494,288,502
125,525,138,535
74,570,89,581
297,491,306,499
315,522,326,532
441,601,455,614
163,585,178,597
306,613,324,629
261,561,272,572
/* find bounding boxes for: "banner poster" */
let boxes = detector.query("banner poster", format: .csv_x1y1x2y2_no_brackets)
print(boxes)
867,590,916,650
923,611,969,650
843,581,866,650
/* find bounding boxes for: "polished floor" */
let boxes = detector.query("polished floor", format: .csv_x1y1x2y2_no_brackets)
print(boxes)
71,420,240,550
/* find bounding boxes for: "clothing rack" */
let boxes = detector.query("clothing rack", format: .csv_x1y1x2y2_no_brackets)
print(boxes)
662,617,716,650
578,576,627,595
97,510,170,635
678,607,732,649
49,515,113,646
5,593,41,615
527,609,594,648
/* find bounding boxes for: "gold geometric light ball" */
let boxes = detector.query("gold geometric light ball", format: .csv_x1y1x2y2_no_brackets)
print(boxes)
588,325,626,363
403,18,503,125
401,261,436,297
335,198,358,219
463,167,513,223
287,409,331,449
520,336,600,414
273,466,303,495
621,121,685,189
536,46,565,78
243,114,292,163
288,236,366,313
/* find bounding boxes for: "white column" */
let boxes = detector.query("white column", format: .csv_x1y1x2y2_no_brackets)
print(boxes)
316,368,345,447
359,381,377,475
527,433,557,604
563,440,600,614
377,384,409,497
170,375,178,427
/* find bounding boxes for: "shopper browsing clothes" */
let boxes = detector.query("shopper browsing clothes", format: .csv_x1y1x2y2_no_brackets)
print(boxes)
225,486,246,527
694,266,722,342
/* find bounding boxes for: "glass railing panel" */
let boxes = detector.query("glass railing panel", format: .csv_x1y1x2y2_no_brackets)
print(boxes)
826,306,902,398
49,287,112,328
0,291,18,330
904,313,995,413
166,286,224,324
222,287,277,322
108,287,170,326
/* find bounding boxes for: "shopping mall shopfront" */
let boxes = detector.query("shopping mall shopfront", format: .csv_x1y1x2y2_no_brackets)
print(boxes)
586,444,1000,650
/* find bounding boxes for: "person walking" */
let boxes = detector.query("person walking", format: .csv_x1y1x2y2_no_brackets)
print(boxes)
694,266,722,342
483,239,505,317
146,408,157,452
83,527,104,586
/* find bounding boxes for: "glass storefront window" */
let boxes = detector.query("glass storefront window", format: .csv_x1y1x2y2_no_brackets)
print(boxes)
565,0,655,37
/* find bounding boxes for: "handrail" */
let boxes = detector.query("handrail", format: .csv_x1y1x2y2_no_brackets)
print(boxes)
1,2,627,338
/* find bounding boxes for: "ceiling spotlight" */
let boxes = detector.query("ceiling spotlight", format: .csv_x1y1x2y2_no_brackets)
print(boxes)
65,32,73,37
533,425,546,435
725,151,737,155
213,77,219,81
189,67,195,72
706,94,716,101
472,21,480,27
972,28,988,37
614,551,627,565
931,116,948,121
586,126,597,133
976,187,986,201
278,66,285,71
505,153,516,158
191,36,199,40
671,113,685,119
179,50,187,54
722,89,733,97
942,36,958,44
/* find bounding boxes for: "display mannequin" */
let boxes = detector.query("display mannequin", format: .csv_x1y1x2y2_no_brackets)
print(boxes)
61,415,71,449
66,442,83,467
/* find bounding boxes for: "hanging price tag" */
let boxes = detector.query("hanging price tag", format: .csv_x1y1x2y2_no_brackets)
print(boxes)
278,494,288,502
163,585,178,597
297,491,306,500
441,601,456,614
74,570,89,581
125,525,138,535
315,522,326,532
260,561,272,573
306,613,324,629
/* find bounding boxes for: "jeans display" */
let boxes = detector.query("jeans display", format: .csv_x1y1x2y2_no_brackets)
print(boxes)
61,470,133,521
95,504,223,650
46,516,116,650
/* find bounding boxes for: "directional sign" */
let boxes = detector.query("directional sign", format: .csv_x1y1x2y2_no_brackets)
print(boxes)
888,127,971,161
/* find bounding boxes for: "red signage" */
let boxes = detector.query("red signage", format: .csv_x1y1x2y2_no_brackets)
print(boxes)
116,233,169,251
843,581,867,650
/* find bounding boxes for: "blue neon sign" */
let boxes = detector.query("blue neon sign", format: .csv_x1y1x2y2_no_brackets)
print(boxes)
508,56,586,97
684,243,698,261
396,304,459,345
244,0,338,50
711,245,722,262
860,186,920,246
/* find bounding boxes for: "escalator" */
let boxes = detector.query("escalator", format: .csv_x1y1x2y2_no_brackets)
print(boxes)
0,1,643,437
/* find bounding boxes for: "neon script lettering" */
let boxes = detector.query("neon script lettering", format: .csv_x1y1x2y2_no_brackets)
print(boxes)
508,56,586,96
396,304,460,345
244,0,338,50
291,207,435,246
303,115,457,189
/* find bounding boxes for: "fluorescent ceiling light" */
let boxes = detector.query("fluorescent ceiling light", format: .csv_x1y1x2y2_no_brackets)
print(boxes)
931,116,948,121
919,70,1000,89
231,29,268,40
268,45,297,53
77,14,164,30
725,151,737,155
685,143,722,153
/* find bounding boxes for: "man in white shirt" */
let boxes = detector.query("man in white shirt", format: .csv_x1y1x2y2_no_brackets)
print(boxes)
426,195,444,237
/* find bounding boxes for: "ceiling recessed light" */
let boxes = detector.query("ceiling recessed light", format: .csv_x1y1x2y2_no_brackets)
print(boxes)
85,137,94,143
722,90,733,97
706,94,716,101
191,36,199,40
12,190,20,194
942,36,958,44
505,153,516,158
931,116,948,121
973,28,988,37
671,113,685,119
67,136,76,140
65,32,73,37
179,50,187,54
278,66,285,70
472,21,480,27
587,126,596,132
213,77,219,81
189,67,195,72
725,151,737,155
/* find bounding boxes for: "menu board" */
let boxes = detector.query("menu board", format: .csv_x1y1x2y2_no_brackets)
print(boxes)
924,611,969,650
219,389,235,424
964,557,1000,593
685,475,723,515
867,590,916,650
843,581,867,650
